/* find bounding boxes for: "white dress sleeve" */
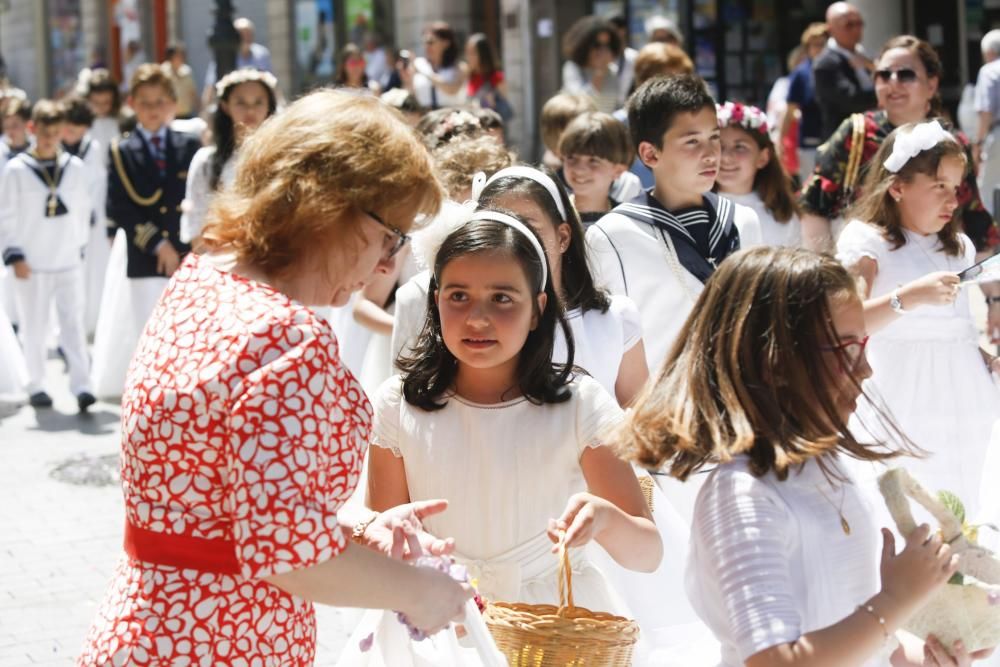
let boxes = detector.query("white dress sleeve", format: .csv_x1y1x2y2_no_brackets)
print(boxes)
390,271,430,371
371,375,405,458
836,220,886,269
959,232,977,267
694,466,802,661
585,220,628,297
573,375,625,454
610,294,643,352
734,202,764,249
180,147,215,244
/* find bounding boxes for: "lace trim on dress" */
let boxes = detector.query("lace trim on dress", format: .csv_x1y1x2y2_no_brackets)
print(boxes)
370,440,403,458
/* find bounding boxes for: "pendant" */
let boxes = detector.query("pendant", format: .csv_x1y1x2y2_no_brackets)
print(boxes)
840,515,851,536
47,195,57,216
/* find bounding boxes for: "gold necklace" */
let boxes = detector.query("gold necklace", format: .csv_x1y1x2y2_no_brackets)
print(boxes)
29,150,62,216
816,482,852,535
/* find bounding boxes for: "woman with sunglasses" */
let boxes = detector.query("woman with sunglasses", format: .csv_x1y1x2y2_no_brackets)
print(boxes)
799,36,996,260
334,42,380,95
618,245,992,666
79,90,475,666
561,15,623,114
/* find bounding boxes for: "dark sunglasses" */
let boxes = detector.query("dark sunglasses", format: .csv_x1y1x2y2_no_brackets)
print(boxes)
366,210,410,259
874,68,918,84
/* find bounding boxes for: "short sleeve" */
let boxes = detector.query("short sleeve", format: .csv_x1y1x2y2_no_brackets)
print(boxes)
610,295,642,351
390,272,430,371
574,376,625,454
226,326,365,580
975,66,998,113
585,219,628,297
960,232,977,267
798,114,856,218
835,220,886,269
180,147,214,244
734,203,763,248
694,467,801,661
371,375,404,458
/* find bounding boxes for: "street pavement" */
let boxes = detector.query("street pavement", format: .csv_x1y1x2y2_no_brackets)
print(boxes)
0,356,355,665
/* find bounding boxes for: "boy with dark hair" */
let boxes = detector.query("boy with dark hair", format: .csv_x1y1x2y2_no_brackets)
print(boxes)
1,97,32,166
61,95,109,335
558,111,632,225
586,74,762,372
0,100,94,409
107,63,200,332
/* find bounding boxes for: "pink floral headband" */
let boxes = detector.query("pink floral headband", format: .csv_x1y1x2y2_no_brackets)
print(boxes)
716,101,768,136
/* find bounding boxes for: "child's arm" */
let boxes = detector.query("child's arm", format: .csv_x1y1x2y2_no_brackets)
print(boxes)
366,445,412,512
850,256,960,334
551,445,662,572
0,167,27,278
614,341,648,407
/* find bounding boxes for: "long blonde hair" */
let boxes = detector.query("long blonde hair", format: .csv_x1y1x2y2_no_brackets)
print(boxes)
618,247,908,481
200,90,444,279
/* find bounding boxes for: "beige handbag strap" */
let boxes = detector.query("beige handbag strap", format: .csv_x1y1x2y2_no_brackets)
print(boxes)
843,113,866,194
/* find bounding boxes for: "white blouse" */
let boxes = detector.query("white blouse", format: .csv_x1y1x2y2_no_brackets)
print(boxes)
726,191,803,248
180,146,236,243
687,455,886,667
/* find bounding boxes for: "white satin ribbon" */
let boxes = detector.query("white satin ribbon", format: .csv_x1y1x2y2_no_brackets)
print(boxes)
883,120,956,173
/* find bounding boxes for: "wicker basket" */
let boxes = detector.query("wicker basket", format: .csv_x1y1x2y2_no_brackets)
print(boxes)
637,474,655,513
878,468,1000,652
483,541,640,666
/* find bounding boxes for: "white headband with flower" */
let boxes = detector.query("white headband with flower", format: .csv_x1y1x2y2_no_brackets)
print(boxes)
215,68,278,99
716,101,768,135
883,120,956,173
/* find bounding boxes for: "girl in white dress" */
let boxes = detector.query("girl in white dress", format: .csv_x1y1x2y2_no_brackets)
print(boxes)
341,210,661,665
715,101,803,248
180,69,277,244
0,275,27,404
836,121,1000,523
619,245,985,666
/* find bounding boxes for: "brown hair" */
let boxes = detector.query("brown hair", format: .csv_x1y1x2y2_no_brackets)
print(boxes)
847,123,966,256
633,43,695,88
562,16,622,67
31,99,64,126
128,63,177,100
2,97,32,122
61,95,95,127
618,247,907,481
558,111,633,166
540,93,596,153
85,69,122,115
878,35,943,117
334,42,367,87
432,134,515,199
199,90,443,280
800,22,829,48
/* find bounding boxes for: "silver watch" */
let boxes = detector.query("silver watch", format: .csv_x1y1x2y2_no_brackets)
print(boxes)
889,289,906,314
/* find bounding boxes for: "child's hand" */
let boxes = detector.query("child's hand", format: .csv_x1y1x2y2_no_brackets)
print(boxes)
156,241,181,276
903,271,960,308
879,526,958,616
547,492,613,552
12,260,29,280
923,635,995,665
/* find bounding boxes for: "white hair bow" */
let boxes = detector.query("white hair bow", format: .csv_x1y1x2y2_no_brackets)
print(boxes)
883,120,956,173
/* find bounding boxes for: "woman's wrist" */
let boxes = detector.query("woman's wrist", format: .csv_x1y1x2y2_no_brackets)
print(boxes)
351,511,380,545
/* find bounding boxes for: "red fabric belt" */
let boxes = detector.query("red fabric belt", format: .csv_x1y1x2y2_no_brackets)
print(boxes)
123,520,240,576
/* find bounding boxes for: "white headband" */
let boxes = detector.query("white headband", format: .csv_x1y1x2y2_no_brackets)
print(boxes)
470,166,568,220
883,120,956,173
462,209,549,291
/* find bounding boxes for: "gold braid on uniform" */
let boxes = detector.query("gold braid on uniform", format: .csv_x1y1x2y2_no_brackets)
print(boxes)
111,137,163,207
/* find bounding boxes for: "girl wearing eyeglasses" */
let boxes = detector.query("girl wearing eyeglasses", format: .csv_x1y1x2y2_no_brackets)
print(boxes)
618,245,992,666
837,122,1000,531
799,36,995,262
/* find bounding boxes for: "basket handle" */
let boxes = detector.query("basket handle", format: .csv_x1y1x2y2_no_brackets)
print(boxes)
556,533,575,612
877,467,963,542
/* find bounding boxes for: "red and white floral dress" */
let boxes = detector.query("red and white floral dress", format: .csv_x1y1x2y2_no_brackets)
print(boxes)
79,254,371,666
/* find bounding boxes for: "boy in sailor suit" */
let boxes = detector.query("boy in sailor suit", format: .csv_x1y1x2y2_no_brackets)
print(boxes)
0,100,94,410
106,63,200,331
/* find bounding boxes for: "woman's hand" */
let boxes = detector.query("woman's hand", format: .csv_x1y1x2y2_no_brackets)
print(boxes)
547,492,614,552
361,499,455,561
879,526,958,617
923,635,994,665
901,272,961,309
400,567,475,636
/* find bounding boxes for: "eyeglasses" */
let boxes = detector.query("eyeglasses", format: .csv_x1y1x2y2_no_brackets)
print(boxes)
821,335,870,371
365,210,410,259
874,68,919,84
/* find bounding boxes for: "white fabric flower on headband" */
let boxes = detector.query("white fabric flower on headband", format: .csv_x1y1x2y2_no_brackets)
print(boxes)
716,101,768,135
883,120,956,173
410,200,478,272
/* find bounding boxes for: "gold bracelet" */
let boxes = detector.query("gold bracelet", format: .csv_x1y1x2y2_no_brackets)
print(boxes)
351,512,380,544
857,602,889,641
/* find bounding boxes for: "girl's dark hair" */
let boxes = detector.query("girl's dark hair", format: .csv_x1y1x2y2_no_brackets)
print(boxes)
562,16,622,67
334,43,368,87
878,35,943,117
468,33,498,78
399,213,575,411
427,22,459,69
61,95,95,127
85,69,122,115
211,78,278,191
721,123,799,223
618,247,912,481
848,122,966,256
477,167,611,314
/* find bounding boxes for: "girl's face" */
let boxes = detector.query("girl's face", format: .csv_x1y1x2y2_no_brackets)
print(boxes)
464,41,480,70
875,47,938,124
87,91,114,118
436,250,546,376
345,54,367,83
2,115,26,145
889,154,963,236
491,192,571,293
221,81,271,142
717,126,769,195
424,32,447,65
821,293,871,424
587,31,615,69
563,153,625,204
